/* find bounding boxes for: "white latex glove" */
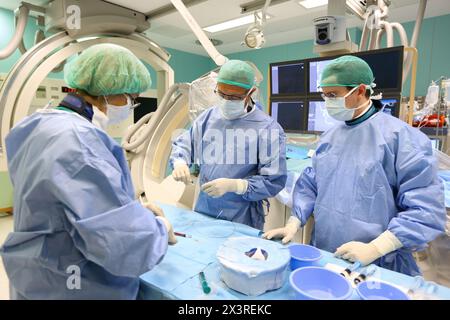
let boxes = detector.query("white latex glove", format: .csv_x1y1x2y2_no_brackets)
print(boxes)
262,216,301,244
172,160,191,184
144,202,164,218
201,178,248,198
156,216,177,245
334,230,403,266
144,202,177,245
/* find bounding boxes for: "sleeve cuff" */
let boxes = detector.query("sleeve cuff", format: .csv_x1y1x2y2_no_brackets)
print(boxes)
155,216,170,233
287,215,301,230
173,159,188,168
235,179,248,195
371,230,403,256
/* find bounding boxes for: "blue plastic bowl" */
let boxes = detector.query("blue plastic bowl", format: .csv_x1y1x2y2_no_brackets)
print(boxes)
289,244,323,270
356,281,410,300
289,266,353,300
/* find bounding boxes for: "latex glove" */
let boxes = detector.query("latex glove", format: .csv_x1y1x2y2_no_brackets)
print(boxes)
172,160,190,184
201,178,248,198
156,216,177,245
335,230,403,266
262,216,301,244
144,202,164,218
144,202,177,245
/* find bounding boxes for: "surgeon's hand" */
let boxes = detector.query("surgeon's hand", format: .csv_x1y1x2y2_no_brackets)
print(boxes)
201,178,248,198
156,216,177,245
144,202,177,245
334,231,403,266
334,242,380,266
262,216,300,244
144,202,164,218
172,161,191,184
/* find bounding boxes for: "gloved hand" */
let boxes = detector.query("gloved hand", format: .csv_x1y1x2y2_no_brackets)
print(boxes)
262,216,301,244
334,230,403,266
144,202,177,245
201,178,248,198
144,202,164,217
156,216,177,245
172,160,190,184
334,242,381,266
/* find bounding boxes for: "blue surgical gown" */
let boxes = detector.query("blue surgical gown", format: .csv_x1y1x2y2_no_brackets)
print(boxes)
0,110,168,299
292,111,446,276
170,105,287,230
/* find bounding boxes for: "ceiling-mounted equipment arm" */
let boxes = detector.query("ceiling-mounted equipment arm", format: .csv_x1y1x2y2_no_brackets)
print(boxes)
346,0,427,84
17,14,46,55
242,0,271,49
0,2,46,60
170,0,228,66
0,5,29,59
261,0,272,24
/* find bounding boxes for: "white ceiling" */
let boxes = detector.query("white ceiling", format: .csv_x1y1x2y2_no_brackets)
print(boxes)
1,0,450,56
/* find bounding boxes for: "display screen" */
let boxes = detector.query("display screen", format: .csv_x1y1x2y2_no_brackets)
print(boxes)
309,60,333,93
61,86,77,93
271,62,306,95
134,97,157,123
379,98,399,117
307,100,340,132
271,101,306,132
359,50,403,92
308,47,403,94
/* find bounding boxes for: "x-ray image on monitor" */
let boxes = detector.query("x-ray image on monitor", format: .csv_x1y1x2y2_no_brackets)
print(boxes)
307,100,340,132
271,100,306,132
379,98,399,117
271,62,306,95
309,60,333,93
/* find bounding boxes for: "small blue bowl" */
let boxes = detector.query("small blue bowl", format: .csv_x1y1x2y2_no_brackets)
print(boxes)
356,281,410,300
289,266,353,300
289,244,323,270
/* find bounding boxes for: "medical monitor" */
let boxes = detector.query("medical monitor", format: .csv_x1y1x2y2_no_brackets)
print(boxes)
270,61,307,96
309,59,333,94
134,97,157,123
270,100,307,133
307,100,340,133
308,46,404,96
379,96,400,118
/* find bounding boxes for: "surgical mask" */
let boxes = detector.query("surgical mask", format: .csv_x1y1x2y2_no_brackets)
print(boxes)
218,97,247,120
92,106,109,130
324,87,368,121
104,94,134,125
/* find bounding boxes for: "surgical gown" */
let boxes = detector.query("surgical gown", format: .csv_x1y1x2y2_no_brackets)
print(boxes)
0,110,168,299
292,110,446,276
170,105,287,230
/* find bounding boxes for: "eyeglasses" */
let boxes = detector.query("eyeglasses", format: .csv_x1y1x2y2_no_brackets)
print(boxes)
320,91,353,100
320,86,359,100
126,94,141,109
214,88,247,101
320,92,340,99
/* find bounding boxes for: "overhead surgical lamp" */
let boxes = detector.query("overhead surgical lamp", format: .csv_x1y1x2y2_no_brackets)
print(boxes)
243,14,266,49
242,0,271,49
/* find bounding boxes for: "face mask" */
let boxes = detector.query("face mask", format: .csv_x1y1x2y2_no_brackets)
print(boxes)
324,87,368,121
218,97,247,120
92,106,109,131
104,94,134,125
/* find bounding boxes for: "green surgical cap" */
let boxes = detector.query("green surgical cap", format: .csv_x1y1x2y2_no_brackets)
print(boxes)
217,60,255,90
64,43,152,96
320,55,375,89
